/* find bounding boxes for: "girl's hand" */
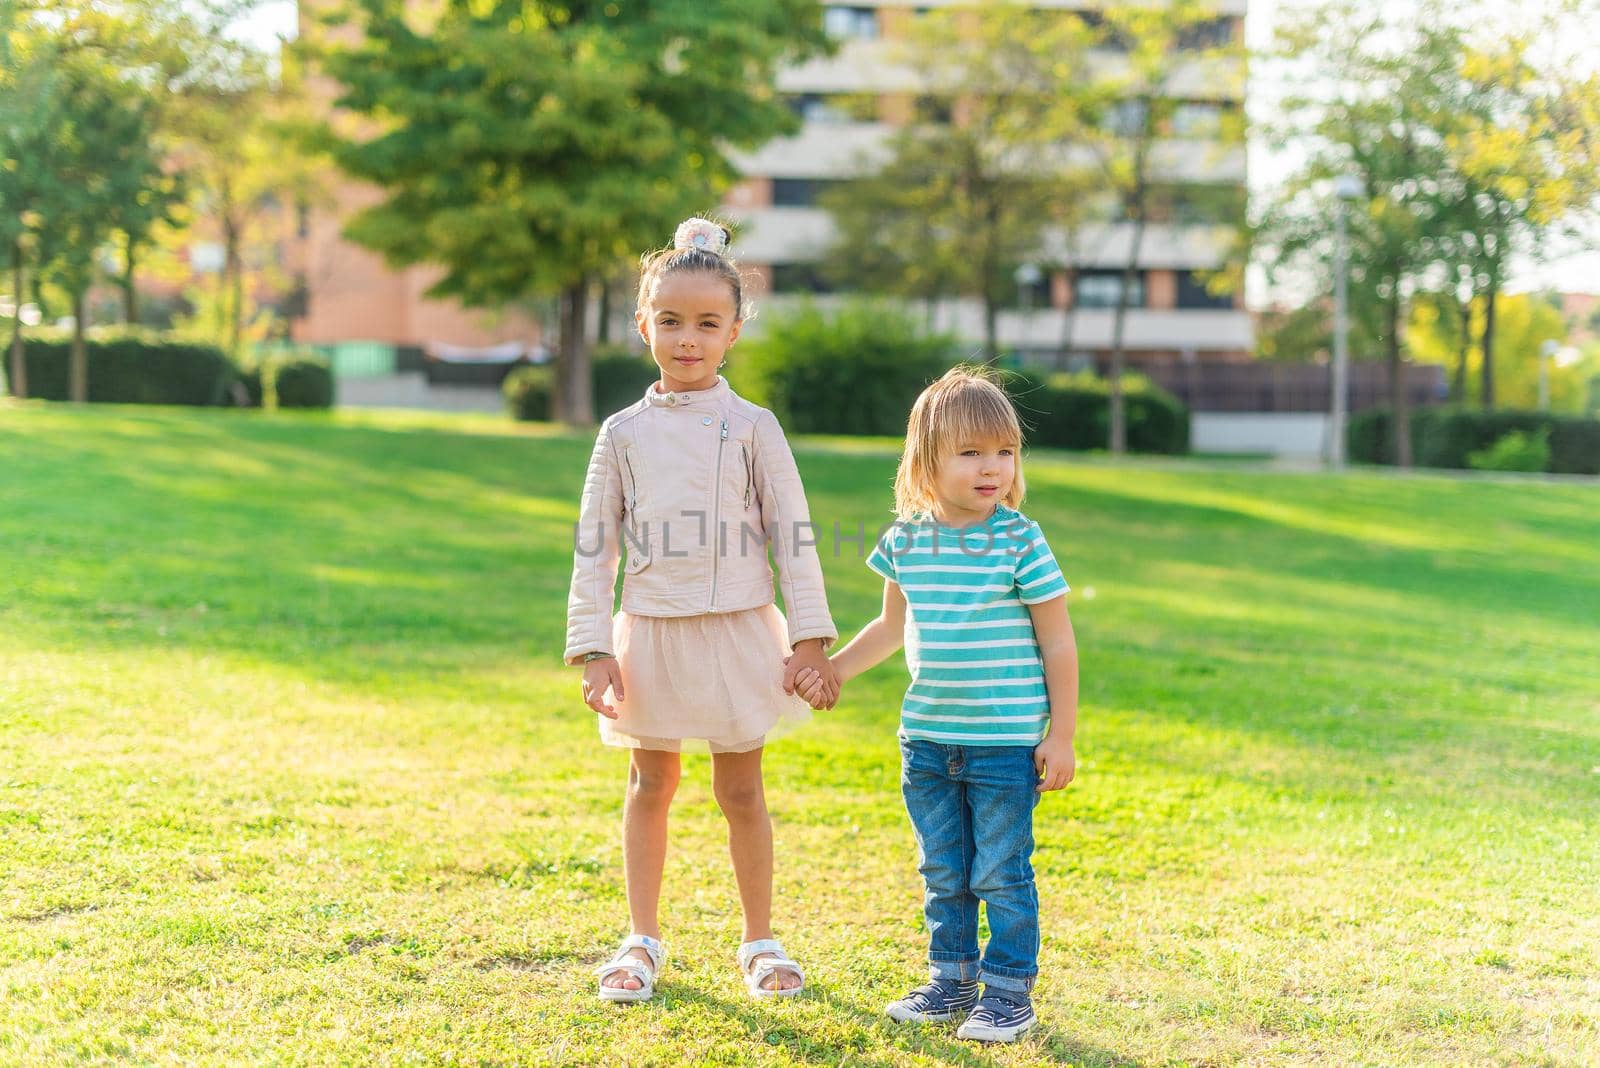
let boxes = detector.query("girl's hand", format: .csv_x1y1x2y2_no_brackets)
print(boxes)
1033,733,1075,792
783,642,840,709
792,666,833,710
581,658,625,719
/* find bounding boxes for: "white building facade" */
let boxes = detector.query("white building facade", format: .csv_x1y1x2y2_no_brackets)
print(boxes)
721,1,1253,370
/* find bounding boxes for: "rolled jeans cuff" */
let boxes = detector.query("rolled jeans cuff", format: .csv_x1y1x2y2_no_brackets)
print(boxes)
978,967,1035,994
928,956,979,983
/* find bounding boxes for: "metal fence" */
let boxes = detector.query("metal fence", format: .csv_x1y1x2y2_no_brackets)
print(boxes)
1141,361,1448,413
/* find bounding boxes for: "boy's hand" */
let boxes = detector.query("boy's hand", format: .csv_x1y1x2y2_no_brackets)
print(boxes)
792,666,838,710
580,657,625,719
1033,733,1075,792
783,645,839,709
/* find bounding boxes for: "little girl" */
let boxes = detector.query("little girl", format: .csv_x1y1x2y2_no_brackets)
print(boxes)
796,366,1079,1043
565,218,841,1003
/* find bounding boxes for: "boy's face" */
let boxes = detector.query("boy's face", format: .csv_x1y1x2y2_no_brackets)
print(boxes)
935,434,1018,524
636,272,742,394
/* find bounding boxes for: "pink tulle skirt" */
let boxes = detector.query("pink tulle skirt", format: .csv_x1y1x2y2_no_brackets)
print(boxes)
599,604,812,753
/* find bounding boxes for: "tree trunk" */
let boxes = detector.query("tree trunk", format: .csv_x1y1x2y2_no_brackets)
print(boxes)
1108,211,1146,455
1387,296,1411,467
122,233,140,325
1480,284,1497,409
1452,293,1471,403
555,278,593,426
69,289,88,404
1056,268,1078,372
596,279,611,344
982,290,999,365
222,176,244,360
8,250,26,399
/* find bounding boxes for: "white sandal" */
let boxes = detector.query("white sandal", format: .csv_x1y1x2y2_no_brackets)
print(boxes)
738,938,805,999
595,934,665,1003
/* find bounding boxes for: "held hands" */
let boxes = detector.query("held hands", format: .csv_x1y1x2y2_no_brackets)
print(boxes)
789,665,837,710
782,641,840,710
1033,732,1075,792
580,657,625,719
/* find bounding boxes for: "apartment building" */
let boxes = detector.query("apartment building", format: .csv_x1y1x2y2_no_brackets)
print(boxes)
727,1,1253,370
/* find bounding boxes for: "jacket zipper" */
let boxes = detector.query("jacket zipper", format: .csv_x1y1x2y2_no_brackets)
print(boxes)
710,418,728,612
741,443,752,509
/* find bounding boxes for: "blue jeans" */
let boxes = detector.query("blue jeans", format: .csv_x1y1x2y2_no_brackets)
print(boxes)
900,737,1041,994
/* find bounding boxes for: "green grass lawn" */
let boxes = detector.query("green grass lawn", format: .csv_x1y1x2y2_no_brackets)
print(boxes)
2,402,1597,1066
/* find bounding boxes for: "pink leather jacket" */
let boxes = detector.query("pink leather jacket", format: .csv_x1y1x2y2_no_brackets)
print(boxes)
563,376,837,665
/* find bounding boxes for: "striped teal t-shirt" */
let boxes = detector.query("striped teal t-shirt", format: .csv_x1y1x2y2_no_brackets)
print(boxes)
865,504,1069,746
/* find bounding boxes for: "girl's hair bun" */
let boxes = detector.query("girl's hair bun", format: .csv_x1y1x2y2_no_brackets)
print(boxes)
673,217,731,256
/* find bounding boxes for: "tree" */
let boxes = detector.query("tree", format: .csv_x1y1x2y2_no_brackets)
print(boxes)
821,3,1098,360
310,0,829,426
1083,0,1246,453
1434,30,1600,408
0,2,55,397
1259,0,1462,467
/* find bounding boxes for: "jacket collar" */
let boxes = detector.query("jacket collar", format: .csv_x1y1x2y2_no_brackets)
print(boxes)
643,375,730,409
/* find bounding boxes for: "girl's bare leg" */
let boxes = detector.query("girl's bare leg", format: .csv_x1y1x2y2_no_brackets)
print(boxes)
602,747,680,990
711,746,800,991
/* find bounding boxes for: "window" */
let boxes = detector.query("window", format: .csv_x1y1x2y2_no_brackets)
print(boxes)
913,94,952,124
1007,268,1052,310
823,6,878,39
1103,100,1148,136
1179,17,1234,50
1176,270,1233,310
1170,102,1222,137
1074,271,1145,310
771,178,841,207
770,263,833,294
783,93,862,124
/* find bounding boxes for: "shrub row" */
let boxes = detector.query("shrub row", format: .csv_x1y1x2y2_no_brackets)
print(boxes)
510,304,1189,454
1349,407,1600,475
13,333,332,409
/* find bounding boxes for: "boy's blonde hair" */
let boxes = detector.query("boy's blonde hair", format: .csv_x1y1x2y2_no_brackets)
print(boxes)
893,365,1028,520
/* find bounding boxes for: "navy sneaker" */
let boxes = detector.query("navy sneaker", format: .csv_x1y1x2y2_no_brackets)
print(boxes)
956,987,1037,1042
885,978,981,1023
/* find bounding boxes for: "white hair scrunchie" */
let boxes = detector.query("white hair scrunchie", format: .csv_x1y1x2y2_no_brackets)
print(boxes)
673,218,730,256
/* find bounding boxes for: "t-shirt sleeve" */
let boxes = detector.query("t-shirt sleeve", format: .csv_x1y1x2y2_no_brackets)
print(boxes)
866,527,899,582
1013,522,1069,604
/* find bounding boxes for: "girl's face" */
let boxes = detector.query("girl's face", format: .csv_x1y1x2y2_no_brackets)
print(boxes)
933,434,1017,526
636,272,742,394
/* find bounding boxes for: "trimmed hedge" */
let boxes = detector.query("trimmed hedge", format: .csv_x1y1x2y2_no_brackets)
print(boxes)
14,333,333,410
504,348,660,423
505,310,1190,456
503,365,553,421
1349,407,1600,475
733,301,959,436
1007,370,1190,455
19,333,239,406
271,356,334,409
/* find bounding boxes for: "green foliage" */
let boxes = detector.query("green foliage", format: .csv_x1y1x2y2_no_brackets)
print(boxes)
1467,428,1551,473
589,346,662,418
504,348,659,423
19,331,239,406
1350,407,1600,475
270,355,334,410
312,0,829,420
502,365,552,422
1010,370,1190,454
734,302,958,435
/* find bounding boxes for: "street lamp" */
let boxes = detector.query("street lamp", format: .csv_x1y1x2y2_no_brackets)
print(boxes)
1329,174,1362,469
